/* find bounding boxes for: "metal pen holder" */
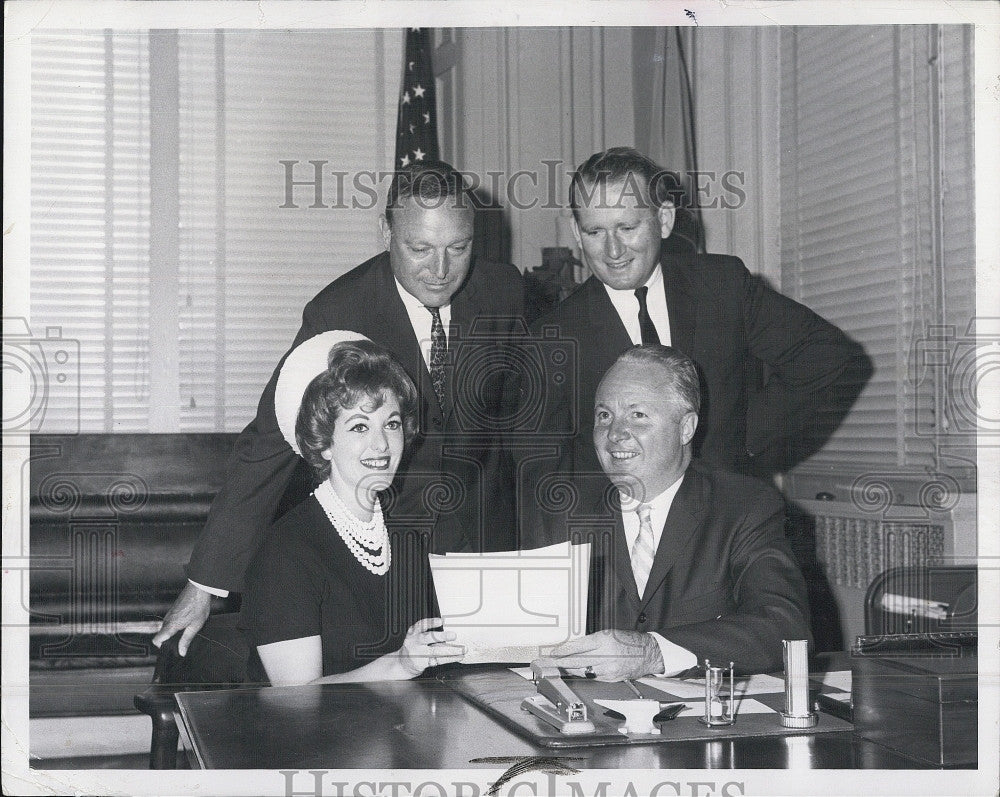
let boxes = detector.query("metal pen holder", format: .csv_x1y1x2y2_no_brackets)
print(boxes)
698,659,736,727
780,639,818,728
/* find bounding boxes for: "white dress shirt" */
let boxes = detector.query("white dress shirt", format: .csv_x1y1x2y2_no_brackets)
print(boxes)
619,474,698,676
602,263,671,346
393,276,452,369
190,279,448,599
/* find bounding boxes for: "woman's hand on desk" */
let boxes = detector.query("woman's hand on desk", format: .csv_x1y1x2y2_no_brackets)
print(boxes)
258,619,464,686
395,617,465,677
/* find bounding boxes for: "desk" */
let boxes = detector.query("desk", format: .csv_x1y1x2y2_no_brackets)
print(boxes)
175,677,926,770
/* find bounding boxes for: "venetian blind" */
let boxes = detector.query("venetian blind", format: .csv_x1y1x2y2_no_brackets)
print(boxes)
216,30,385,430
780,26,974,477
30,31,151,432
936,26,977,475
31,29,393,433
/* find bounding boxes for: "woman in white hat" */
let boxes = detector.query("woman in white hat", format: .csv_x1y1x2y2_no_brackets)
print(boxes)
240,332,463,686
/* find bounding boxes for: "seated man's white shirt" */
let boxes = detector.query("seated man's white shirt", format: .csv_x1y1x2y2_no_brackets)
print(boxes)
191,279,446,598
603,263,671,346
619,474,697,676
395,275,452,369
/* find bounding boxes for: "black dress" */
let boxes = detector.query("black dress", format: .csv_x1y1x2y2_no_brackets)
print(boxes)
240,495,436,680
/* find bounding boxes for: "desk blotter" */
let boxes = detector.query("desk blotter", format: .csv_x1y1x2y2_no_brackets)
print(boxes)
441,669,853,748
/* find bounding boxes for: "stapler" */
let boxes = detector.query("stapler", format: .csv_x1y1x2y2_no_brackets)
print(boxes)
520,662,597,735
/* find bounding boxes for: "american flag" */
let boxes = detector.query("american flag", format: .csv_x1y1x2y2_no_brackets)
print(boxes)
395,28,439,168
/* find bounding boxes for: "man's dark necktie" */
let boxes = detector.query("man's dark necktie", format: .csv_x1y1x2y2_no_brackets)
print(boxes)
634,286,661,345
427,305,448,410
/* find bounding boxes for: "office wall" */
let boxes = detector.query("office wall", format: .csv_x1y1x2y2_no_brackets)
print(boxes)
28,30,403,433
448,28,635,272
684,28,781,284
447,27,778,282
630,28,780,284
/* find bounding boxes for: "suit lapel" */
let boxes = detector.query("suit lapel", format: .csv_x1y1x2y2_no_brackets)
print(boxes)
585,276,631,352
372,258,442,428
586,265,696,360
588,486,643,612
584,278,633,418
639,468,708,606
613,507,644,610
661,256,697,356
443,262,483,424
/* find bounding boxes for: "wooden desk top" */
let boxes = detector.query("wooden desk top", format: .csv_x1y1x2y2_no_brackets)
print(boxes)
175,676,925,770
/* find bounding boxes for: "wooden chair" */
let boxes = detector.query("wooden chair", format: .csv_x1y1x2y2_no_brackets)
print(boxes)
133,612,252,768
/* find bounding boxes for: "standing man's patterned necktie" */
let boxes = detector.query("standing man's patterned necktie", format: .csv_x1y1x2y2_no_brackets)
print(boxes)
631,503,656,598
427,305,448,411
634,286,661,346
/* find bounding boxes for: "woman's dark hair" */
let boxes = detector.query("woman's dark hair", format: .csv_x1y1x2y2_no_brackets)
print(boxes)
295,340,418,481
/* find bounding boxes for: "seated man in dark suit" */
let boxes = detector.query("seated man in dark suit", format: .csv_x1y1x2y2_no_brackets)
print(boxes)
535,345,811,679
154,160,525,655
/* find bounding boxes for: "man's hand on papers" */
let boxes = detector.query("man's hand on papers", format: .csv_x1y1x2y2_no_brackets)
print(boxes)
396,617,465,678
537,629,664,681
152,581,212,656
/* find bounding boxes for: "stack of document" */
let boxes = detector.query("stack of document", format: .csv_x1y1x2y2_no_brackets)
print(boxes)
429,541,591,664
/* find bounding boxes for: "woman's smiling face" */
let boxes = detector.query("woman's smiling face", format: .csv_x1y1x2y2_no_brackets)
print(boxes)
322,392,405,511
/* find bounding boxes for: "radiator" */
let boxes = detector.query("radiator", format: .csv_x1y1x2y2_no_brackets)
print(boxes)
812,516,946,590
793,495,973,647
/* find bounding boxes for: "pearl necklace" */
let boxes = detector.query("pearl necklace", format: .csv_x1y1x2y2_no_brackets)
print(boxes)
314,481,390,576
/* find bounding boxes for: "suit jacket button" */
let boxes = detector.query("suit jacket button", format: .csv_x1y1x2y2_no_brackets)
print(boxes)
637,612,647,624
432,417,442,428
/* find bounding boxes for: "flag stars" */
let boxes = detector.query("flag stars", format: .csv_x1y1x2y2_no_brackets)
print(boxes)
397,29,436,172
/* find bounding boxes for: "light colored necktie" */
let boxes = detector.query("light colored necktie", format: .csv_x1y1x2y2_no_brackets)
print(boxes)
631,503,656,597
426,305,447,410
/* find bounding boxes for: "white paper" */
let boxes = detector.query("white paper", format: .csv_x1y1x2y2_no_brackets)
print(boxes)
810,669,853,692
509,670,779,718
429,541,590,663
735,673,789,694
638,673,788,699
598,699,777,721
676,698,776,717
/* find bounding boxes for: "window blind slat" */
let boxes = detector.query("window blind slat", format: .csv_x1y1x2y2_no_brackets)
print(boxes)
33,29,394,433
780,25,974,481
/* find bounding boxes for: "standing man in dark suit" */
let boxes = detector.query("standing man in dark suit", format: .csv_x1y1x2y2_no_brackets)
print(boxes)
535,346,811,678
518,148,865,543
154,161,525,654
